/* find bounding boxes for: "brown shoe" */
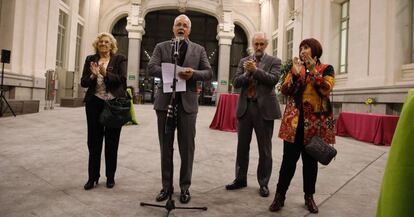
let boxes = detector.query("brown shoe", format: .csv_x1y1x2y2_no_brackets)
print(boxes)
304,194,319,213
269,192,285,212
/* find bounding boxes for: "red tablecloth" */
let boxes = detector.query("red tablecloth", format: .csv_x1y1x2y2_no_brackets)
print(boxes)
336,112,399,146
209,94,239,132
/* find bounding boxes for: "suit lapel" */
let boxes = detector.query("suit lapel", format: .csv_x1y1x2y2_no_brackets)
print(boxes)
107,55,115,72
91,53,100,63
166,42,173,63
182,40,193,67
257,54,267,69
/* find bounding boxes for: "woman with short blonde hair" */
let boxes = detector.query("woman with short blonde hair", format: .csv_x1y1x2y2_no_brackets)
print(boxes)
92,32,118,55
81,32,127,190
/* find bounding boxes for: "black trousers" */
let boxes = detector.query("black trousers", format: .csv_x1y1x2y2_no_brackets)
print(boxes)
276,110,318,195
85,95,122,180
156,99,196,191
235,100,274,187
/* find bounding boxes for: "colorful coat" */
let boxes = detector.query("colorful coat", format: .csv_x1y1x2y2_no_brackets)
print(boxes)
278,63,336,145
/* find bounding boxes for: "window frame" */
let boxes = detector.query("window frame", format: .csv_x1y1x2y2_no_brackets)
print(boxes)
74,23,83,73
272,37,278,57
286,28,294,60
411,0,414,63
56,10,68,68
339,1,349,74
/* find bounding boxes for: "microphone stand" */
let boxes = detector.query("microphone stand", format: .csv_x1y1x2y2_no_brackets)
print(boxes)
140,38,207,216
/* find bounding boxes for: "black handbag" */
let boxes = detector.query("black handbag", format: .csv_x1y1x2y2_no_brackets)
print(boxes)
305,95,337,165
305,136,337,165
99,95,131,128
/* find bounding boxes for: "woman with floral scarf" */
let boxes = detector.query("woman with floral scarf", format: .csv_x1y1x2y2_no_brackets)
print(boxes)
269,38,335,213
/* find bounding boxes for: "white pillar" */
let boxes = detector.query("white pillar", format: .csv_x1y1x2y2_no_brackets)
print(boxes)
216,34,233,94
126,0,145,97
216,12,235,98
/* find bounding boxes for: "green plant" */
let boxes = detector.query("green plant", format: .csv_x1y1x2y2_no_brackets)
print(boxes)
276,58,293,92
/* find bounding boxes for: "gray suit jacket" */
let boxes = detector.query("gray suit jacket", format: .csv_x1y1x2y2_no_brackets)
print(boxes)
233,54,282,120
148,40,213,113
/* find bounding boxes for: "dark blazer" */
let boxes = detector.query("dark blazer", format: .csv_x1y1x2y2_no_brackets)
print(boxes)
81,54,127,102
233,54,282,120
147,40,213,114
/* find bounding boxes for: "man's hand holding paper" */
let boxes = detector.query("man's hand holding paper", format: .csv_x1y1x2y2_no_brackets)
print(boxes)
161,62,187,93
178,68,193,80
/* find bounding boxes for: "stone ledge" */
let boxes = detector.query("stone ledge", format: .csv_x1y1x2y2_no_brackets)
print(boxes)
0,100,40,117
60,97,84,107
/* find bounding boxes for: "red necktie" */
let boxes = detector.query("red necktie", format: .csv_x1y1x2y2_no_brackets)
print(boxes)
246,58,260,98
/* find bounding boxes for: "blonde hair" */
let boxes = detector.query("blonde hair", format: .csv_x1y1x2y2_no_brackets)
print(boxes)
92,32,118,55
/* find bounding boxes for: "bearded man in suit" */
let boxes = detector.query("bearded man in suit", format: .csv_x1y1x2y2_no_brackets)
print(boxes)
147,14,213,204
225,32,282,197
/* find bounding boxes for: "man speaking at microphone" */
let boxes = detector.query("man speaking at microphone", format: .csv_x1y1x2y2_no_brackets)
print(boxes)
147,14,212,204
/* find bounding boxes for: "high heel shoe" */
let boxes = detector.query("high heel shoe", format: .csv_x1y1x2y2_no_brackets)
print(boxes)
84,178,99,190
106,177,115,188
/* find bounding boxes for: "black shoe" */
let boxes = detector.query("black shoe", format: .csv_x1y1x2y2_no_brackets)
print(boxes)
304,194,319,213
179,189,191,204
269,192,285,212
225,180,247,190
156,188,173,202
259,186,270,197
84,178,99,190
106,178,115,188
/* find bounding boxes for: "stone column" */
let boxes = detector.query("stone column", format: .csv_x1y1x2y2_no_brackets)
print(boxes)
126,0,145,100
216,11,234,99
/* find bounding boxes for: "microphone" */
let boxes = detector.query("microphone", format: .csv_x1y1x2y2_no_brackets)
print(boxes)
170,37,182,46
172,37,182,57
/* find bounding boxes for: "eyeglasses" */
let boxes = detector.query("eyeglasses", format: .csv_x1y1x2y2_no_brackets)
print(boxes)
174,22,189,28
254,42,266,46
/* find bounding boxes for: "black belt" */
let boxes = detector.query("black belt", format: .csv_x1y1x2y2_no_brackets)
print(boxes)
246,98,257,102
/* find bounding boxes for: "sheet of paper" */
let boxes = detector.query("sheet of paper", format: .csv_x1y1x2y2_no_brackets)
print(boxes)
161,63,187,93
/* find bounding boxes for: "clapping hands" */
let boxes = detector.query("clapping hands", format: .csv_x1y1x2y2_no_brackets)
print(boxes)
292,57,303,77
90,62,106,79
301,53,317,72
243,59,256,75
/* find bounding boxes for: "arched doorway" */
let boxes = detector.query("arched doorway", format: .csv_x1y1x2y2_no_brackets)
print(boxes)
111,17,129,57
110,12,249,102
140,10,219,104
229,24,248,93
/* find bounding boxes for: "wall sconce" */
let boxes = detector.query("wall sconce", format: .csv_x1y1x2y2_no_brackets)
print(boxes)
288,9,300,21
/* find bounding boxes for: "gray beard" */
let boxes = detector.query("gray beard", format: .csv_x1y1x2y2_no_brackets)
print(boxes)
254,51,263,58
